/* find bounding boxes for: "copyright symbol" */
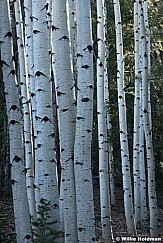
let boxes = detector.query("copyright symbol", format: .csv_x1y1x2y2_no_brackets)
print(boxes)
116,237,120,241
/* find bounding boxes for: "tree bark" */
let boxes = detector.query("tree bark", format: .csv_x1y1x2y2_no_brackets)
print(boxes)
139,2,158,236
32,0,60,229
97,0,113,241
0,0,32,242
113,0,136,235
51,0,77,242
14,0,36,221
74,0,96,241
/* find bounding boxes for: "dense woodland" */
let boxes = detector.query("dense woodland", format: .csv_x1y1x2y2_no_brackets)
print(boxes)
0,0,163,242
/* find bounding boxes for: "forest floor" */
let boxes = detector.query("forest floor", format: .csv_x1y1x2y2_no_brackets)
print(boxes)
94,184,163,242
0,184,163,243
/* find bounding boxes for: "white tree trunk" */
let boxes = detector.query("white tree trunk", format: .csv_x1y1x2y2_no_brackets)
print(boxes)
51,1,77,242
113,0,136,235
32,0,60,227
97,0,113,241
14,0,36,220
139,86,147,223
137,1,147,223
139,2,158,236
67,0,75,64
133,0,141,228
104,71,116,207
103,2,116,208
24,0,37,131
0,0,32,242
143,0,152,133
24,1,38,216
74,0,96,241
67,0,77,100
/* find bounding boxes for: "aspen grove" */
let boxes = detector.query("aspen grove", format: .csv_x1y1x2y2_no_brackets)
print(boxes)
0,0,163,243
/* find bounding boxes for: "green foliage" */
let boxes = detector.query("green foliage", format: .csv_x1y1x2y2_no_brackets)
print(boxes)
149,1,163,180
104,0,163,185
32,198,63,243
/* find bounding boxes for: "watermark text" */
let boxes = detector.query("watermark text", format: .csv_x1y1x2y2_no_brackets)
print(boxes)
115,236,162,242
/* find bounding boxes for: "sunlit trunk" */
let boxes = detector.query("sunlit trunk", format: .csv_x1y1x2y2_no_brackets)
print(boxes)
137,1,147,223
97,0,112,241
74,0,96,241
133,0,141,227
139,2,158,236
113,0,136,235
0,1,32,242
51,1,77,242
32,0,60,228
14,0,36,220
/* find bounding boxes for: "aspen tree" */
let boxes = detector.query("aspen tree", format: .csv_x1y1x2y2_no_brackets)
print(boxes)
113,0,136,235
139,85,147,223
67,0,75,63
97,0,113,241
51,0,77,242
133,0,141,227
24,0,37,136
103,1,116,208
0,0,32,242
67,0,77,100
32,0,60,227
137,1,147,223
24,0,36,128
139,2,158,236
14,0,36,220
143,0,152,132
104,78,116,208
74,0,96,241
24,2,39,224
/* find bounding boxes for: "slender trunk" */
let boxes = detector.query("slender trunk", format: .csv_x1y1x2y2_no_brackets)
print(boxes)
133,0,141,227
104,2,116,207
67,0,77,100
139,84,147,222
32,0,60,228
113,0,136,235
97,0,113,241
0,1,32,242
51,1,77,242
74,0,96,241
139,2,158,236
138,1,147,223
143,0,152,133
14,0,36,220
67,0,75,64
24,0,37,195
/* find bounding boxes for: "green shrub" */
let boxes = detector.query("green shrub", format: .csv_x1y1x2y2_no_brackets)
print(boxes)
32,198,63,243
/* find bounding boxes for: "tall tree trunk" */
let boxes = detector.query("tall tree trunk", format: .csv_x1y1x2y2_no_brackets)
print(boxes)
137,0,147,223
97,0,113,241
113,0,136,235
74,0,96,241
67,0,75,65
104,1,116,208
32,0,60,228
104,81,116,207
139,2,158,237
0,0,32,242
139,83,147,223
24,0,37,143
67,0,77,100
51,1,77,242
133,0,141,228
14,0,36,220
143,0,152,133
